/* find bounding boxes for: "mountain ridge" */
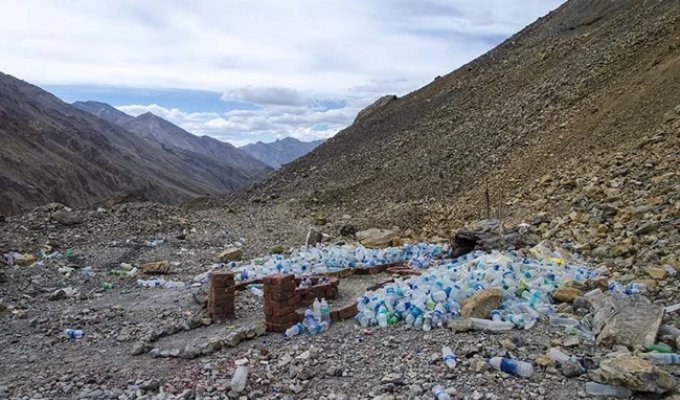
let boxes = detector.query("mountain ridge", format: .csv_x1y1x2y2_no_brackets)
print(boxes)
239,137,325,168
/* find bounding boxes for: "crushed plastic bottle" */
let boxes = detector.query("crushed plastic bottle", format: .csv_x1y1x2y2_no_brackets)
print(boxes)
64,329,85,339
546,348,571,363
659,324,680,338
303,309,322,335
470,318,514,332
442,346,457,369
432,384,452,400
585,382,631,398
643,353,680,364
549,315,579,328
488,357,534,377
230,358,249,392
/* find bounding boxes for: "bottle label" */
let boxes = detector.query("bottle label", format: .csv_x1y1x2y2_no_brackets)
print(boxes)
500,358,518,375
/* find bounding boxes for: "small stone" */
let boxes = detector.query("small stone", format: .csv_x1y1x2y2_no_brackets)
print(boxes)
14,253,37,266
448,317,474,333
305,228,323,246
500,339,516,351
562,335,580,348
645,267,666,280
552,287,582,303
141,260,171,274
559,359,584,378
217,247,242,262
535,355,555,368
131,341,151,356
461,289,502,318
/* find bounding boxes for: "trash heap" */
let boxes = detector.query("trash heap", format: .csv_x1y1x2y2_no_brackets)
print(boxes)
355,248,626,332
228,243,448,282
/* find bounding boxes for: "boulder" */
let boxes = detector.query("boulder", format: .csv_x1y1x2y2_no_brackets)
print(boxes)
217,247,242,262
552,287,582,303
356,228,397,248
305,228,323,247
461,289,502,318
591,294,663,349
14,253,36,267
141,260,171,275
592,355,675,394
51,210,84,226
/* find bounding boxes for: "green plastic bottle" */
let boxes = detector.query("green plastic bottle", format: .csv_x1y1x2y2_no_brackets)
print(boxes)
644,343,673,353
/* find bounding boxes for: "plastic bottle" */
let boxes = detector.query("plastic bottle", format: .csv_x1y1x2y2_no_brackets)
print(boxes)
101,282,113,290
303,310,322,335
470,318,513,332
546,348,571,363
659,324,680,338
643,353,680,364
249,286,264,297
230,359,249,392
313,298,322,321
320,298,331,324
432,384,451,400
549,315,579,328
377,305,388,327
643,343,673,353
584,382,631,397
64,329,85,339
490,309,502,321
583,288,603,298
285,323,305,338
488,357,534,377
442,346,457,369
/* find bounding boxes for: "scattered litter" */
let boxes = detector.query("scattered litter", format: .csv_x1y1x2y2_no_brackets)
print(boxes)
432,384,451,400
229,358,249,392
442,346,457,369
488,356,534,377
643,353,680,364
137,278,186,289
585,382,631,398
64,329,85,339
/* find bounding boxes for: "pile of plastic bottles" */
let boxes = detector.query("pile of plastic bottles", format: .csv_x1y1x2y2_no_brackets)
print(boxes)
355,249,611,331
231,243,447,282
137,278,186,289
285,298,332,337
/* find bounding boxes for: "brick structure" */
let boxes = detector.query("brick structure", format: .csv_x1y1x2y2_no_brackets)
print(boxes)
208,272,235,321
263,274,300,333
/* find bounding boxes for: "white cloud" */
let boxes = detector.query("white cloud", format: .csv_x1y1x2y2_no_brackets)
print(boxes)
0,0,565,143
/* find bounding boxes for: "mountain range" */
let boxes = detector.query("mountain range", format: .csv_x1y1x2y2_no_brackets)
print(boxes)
0,76,273,215
239,137,325,169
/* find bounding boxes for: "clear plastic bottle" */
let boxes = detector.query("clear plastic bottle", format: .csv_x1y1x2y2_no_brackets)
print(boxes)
230,359,249,392
548,315,579,328
546,348,571,363
643,353,680,364
470,318,513,332
377,305,388,327
284,323,304,338
584,382,631,397
488,357,533,377
313,298,322,321
320,298,331,324
303,310,322,334
659,324,680,338
432,384,451,400
442,346,456,369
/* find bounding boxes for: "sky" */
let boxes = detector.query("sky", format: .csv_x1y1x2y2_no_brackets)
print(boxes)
0,0,565,146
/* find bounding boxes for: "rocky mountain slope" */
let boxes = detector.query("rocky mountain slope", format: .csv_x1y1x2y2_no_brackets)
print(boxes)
72,101,134,125
251,0,679,231
121,112,272,178
0,73,270,215
239,137,325,168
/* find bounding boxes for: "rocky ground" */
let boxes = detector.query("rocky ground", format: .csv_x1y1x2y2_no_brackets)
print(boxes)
1,188,679,400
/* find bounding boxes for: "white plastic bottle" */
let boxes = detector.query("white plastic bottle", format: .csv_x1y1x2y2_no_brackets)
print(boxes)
313,298,322,321
230,358,249,392
442,346,457,369
470,318,513,332
585,382,631,397
488,357,533,377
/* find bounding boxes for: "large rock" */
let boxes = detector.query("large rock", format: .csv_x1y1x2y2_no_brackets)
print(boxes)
305,228,323,247
356,228,397,248
14,253,36,266
461,288,502,318
591,294,663,349
217,247,242,262
593,355,675,394
552,287,582,303
51,210,84,226
141,260,171,275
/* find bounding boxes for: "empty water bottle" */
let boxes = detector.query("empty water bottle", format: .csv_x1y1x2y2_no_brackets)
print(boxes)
442,346,457,369
320,298,331,324
585,382,631,397
432,384,451,400
546,348,571,363
488,357,534,377
644,353,680,364
470,318,513,332
230,358,249,392
659,324,680,338
549,315,579,328
285,323,304,338
313,298,322,321
249,286,264,297
65,329,85,339
303,310,322,335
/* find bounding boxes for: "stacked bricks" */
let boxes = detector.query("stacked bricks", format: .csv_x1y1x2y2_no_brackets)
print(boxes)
264,274,301,333
208,272,235,321
294,276,339,307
